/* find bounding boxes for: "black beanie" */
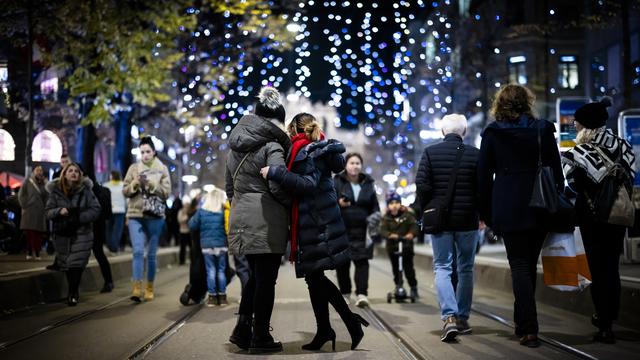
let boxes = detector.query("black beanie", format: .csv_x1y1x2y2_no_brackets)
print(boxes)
139,136,156,152
254,86,285,123
574,97,613,129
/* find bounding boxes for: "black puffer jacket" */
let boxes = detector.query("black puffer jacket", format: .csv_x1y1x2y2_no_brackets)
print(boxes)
225,114,292,255
477,117,563,234
415,133,480,231
333,172,380,260
268,139,350,277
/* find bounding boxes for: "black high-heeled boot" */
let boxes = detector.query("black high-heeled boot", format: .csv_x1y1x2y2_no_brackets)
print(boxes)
302,328,336,351
346,313,370,350
67,293,78,306
229,314,253,350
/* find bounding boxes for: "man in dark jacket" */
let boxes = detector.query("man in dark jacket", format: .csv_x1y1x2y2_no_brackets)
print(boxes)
225,86,291,354
415,114,480,342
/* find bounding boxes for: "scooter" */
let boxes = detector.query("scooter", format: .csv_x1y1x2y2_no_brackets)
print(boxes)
386,238,416,303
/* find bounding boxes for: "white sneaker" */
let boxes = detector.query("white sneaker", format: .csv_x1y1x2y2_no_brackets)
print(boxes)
26,255,32,260
355,294,369,308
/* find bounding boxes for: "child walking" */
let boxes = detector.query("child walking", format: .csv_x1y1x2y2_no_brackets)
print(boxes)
380,193,420,299
188,187,229,307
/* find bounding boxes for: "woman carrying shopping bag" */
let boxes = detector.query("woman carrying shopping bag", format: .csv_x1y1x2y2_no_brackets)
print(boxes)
562,97,635,344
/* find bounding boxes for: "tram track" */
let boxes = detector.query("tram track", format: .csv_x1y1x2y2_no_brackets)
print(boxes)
369,261,600,360
0,270,188,352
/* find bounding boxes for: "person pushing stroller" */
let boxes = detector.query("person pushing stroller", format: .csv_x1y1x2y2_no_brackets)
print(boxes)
380,192,420,302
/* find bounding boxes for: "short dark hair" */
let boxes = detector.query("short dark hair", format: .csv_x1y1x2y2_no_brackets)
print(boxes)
139,136,156,153
110,171,122,181
345,152,363,165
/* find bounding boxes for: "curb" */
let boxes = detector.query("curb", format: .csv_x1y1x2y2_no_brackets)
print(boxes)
0,248,180,313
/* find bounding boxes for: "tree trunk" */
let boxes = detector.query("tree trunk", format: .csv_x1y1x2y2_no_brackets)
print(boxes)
114,108,132,177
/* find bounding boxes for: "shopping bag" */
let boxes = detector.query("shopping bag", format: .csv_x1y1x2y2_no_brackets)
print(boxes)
541,228,592,291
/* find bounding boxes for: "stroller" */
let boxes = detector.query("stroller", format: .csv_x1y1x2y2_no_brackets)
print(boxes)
386,237,416,303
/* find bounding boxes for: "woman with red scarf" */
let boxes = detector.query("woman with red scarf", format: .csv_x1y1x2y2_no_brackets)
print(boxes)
260,113,369,352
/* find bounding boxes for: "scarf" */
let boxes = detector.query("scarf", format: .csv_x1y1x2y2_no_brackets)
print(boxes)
287,133,313,262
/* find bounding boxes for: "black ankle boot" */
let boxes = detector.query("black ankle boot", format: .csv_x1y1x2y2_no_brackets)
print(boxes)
249,332,283,354
594,328,616,344
346,313,370,350
229,315,253,350
67,293,79,307
302,328,336,351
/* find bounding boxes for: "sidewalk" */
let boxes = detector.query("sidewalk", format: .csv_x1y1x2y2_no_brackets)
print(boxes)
410,241,640,331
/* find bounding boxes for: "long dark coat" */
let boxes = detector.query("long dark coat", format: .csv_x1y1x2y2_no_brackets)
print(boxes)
45,178,101,270
477,117,563,235
333,172,380,260
268,139,350,277
225,114,292,255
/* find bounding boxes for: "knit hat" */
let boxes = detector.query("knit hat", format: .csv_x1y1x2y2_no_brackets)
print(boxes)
574,97,612,129
386,192,402,205
139,136,156,152
255,86,286,123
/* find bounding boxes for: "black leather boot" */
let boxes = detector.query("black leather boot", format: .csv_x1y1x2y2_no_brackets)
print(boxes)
302,328,336,351
346,313,370,350
248,333,283,354
229,314,253,350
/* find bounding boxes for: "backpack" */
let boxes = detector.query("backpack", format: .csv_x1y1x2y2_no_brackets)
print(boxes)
584,145,634,226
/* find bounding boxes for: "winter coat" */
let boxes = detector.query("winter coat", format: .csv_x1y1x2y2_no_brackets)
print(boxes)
333,172,380,260
477,117,563,235
123,158,171,219
92,182,112,245
45,178,101,270
188,209,227,249
415,133,480,231
562,128,636,222
177,208,190,234
380,208,420,254
267,139,350,277
18,176,48,232
225,114,292,255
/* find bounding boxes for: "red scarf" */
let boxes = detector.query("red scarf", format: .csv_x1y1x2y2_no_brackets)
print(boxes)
287,132,324,262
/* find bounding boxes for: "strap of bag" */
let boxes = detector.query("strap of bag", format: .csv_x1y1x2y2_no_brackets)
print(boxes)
232,152,252,190
443,144,465,210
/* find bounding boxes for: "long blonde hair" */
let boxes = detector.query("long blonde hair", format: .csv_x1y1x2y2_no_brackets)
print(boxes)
201,187,226,213
575,126,605,145
287,112,322,141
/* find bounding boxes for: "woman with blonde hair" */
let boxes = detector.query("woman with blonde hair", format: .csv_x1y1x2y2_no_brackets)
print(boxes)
45,163,101,306
260,113,369,352
477,84,563,347
562,97,635,343
189,187,229,307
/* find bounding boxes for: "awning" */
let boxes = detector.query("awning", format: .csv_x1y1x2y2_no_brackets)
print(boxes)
0,171,25,189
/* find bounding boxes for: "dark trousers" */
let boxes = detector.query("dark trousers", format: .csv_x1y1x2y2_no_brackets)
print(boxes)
234,255,251,296
65,267,84,296
179,233,191,265
92,233,113,284
305,271,353,332
502,230,545,335
580,221,626,328
238,254,282,339
388,252,417,288
336,258,369,296
25,230,43,257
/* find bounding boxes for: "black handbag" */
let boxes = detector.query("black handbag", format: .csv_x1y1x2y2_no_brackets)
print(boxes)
142,190,166,218
529,126,559,212
422,144,465,234
529,124,576,232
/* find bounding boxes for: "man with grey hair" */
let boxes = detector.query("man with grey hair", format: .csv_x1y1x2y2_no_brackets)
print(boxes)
415,113,480,342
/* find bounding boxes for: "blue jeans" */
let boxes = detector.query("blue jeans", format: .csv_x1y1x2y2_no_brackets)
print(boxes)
128,217,165,282
203,252,227,295
432,230,479,321
106,213,126,252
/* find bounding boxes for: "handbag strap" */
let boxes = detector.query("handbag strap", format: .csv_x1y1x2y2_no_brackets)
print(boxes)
443,144,465,210
232,152,252,191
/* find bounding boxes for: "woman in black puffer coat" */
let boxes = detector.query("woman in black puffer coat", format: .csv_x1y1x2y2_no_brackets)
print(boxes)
45,163,101,306
261,113,369,352
333,155,380,307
